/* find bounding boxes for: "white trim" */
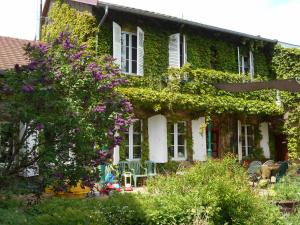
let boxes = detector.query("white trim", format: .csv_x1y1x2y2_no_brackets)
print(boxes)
237,46,241,75
237,120,242,161
121,31,137,75
169,121,187,161
259,122,270,159
241,124,254,157
137,26,144,76
125,120,142,160
192,117,207,161
113,21,122,68
148,115,168,163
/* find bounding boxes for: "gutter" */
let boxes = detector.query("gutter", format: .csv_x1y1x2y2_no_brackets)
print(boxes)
97,1,277,44
95,5,109,54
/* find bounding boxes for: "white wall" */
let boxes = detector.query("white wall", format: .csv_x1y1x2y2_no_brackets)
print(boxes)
20,123,39,177
148,114,168,163
192,117,207,161
113,145,120,165
259,122,270,159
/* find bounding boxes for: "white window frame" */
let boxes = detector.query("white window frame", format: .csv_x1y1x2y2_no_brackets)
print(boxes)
241,124,254,157
238,49,254,78
169,121,187,161
121,31,137,75
125,120,142,160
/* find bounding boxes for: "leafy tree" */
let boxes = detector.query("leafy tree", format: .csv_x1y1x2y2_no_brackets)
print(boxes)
0,31,134,191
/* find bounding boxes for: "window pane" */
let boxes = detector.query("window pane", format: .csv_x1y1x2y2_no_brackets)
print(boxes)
178,134,185,146
133,146,141,159
178,122,185,133
125,133,129,145
126,34,129,47
170,134,174,145
241,126,245,136
125,60,129,73
168,146,174,158
133,134,141,145
167,122,173,133
125,146,129,159
132,48,137,61
247,126,254,135
178,146,185,158
126,47,129,59
132,35,137,48
242,146,246,156
132,61,137,74
133,121,141,132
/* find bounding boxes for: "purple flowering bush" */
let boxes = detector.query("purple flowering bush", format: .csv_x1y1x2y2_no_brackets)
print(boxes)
0,31,134,191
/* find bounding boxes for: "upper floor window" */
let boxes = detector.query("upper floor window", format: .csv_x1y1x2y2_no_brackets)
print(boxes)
125,120,142,160
113,22,144,75
121,32,137,74
168,121,186,160
241,124,254,157
169,33,187,68
237,48,254,79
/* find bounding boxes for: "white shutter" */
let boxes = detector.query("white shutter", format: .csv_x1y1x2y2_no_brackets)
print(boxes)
169,33,180,68
148,114,168,163
137,26,144,76
192,117,207,161
113,22,121,68
183,35,187,65
249,51,254,79
237,120,242,161
259,122,270,159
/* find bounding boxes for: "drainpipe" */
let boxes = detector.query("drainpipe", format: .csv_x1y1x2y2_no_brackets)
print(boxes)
96,5,109,54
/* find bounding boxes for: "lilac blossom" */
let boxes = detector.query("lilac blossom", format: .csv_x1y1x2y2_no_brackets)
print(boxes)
35,123,45,131
63,37,74,50
37,43,49,54
92,71,104,81
70,51,84,60
93,104,106,113
21,84,34,93
54,71,62,80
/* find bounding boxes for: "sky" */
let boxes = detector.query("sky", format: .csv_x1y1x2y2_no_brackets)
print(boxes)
0,0,299,45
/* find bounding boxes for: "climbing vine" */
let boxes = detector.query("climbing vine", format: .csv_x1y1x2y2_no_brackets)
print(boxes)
273,46,300,159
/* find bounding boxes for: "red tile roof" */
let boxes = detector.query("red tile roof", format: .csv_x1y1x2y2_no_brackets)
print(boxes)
0,36,34,70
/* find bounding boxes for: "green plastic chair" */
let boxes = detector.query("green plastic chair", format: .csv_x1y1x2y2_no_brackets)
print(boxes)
145,160,157,177
276,161,289,181
128,161,147,187
117,161,129,179
247,161,262,185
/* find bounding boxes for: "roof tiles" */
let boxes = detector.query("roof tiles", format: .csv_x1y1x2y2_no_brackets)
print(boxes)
0,36,34,70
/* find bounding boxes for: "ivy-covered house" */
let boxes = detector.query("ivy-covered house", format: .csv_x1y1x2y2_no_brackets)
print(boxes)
42,0,286,164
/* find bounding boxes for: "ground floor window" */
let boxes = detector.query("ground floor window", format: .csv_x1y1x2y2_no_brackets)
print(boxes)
241,124,254,157
125,120,142,160
168,121,186,160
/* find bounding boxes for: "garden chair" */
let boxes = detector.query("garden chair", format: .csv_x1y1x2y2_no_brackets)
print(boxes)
261,165,271,179
247,161,262,185
117,161,129,178
144,160,157,177
263,160,274,166
128,160,147,187
276,161,289,182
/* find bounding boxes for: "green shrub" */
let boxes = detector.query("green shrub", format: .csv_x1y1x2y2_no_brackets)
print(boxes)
147,156,283,225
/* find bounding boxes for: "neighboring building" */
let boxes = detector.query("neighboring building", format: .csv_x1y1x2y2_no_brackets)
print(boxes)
0,36,32,75
0,36,39,176
42,0,287,163
0,35,32,119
